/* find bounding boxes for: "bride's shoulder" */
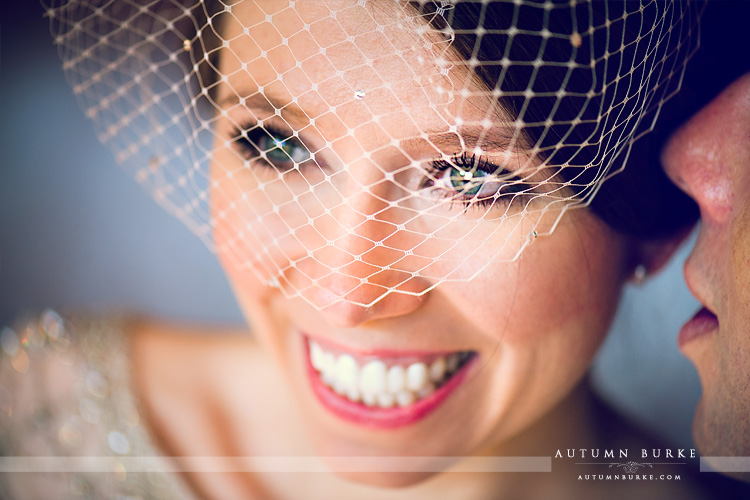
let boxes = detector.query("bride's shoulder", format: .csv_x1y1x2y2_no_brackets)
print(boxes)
127,316,269,413
128,316,294,444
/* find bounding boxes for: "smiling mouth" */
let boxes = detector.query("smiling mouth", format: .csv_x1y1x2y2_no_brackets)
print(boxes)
304,337,476,428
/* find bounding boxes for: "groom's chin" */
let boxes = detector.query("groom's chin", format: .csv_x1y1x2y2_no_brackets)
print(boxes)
693,400,750,483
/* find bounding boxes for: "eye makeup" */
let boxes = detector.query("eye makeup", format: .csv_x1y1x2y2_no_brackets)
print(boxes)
228,123,536,211
423,152,533,209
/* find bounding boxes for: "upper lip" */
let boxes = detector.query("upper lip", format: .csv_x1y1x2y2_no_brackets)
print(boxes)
683,256,719,318
302,331,468,359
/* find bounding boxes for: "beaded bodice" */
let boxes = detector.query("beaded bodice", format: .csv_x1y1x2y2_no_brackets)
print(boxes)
0,310,196,499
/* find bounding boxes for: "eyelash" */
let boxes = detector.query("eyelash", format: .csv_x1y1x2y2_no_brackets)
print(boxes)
229,122,312,171
424,152,529,209
229,124,530,210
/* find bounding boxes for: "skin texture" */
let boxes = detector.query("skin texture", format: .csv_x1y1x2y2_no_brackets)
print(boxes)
209,0,635,488
662,72,750,479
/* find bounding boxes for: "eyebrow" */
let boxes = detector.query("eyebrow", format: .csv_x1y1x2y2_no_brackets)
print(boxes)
219,90,312,124
400,125,516,156
221,89,519,159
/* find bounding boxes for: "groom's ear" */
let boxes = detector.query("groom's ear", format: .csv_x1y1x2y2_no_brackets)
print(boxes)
631,225,694,280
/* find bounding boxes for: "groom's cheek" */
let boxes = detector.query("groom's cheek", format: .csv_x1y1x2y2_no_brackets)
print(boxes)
730,198,750,345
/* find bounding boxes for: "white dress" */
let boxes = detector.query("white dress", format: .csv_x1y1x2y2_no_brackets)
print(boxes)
0,310,197,499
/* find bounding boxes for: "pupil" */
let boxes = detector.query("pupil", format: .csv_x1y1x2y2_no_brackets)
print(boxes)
450,167,488,196
261,133,309,165
267,137,291,162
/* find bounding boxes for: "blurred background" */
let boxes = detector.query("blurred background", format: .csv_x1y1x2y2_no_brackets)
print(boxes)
2,1,747,451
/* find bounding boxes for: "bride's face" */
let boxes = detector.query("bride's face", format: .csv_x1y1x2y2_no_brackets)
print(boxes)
211,0,630,486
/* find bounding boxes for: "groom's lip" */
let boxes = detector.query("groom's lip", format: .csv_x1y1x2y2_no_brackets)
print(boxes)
678,306,719,351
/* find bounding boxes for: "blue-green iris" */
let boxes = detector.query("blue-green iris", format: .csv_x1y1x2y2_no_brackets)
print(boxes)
261,133,310,166
449,167,490,196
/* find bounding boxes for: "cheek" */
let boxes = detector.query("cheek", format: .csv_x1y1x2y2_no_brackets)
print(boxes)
439,217,627,443
730,199,750,316
211,145,317,300
504,219,626,351
212,178,296,358
443,215,627,401
509,219,627,414
725,197,750,389
211,162,273,301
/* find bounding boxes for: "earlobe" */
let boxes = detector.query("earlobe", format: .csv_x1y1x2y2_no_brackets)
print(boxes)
630,225,695,283
631,264,647,285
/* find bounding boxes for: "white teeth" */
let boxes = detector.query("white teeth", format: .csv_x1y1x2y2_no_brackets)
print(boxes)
333,380,346,395
387,365,405,393
309,341,468,408
377,393,395,408
429,357,446,383
396,390,415,407
406,362,428,392
346,387,361,403
311,342,325,371
359,360,387,394
322,351,336,382
362,392,377,407
336,354,358,391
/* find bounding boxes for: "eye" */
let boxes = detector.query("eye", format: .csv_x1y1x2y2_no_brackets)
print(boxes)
232,124,311,170
444,166,496,197
425,152,527,207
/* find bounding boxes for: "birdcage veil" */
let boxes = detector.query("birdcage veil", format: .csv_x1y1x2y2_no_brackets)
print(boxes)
44,0,703,310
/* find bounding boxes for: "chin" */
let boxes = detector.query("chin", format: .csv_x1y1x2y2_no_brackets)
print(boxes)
692,399,719,456
693,401,750,483
337,469,437,489
306,423,468,488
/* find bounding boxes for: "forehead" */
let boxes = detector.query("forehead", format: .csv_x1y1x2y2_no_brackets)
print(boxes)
216,0,507,141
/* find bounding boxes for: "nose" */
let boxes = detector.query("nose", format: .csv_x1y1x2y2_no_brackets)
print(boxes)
301,173,429,327
661,73,750,224
661,73,750,313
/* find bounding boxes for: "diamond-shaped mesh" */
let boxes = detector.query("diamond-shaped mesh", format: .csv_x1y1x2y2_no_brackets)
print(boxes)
45,0,702,310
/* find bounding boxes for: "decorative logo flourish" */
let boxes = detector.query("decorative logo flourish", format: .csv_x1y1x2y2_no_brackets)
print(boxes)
609,461,654,473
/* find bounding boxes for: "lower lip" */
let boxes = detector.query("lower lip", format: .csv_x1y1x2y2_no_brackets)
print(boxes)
678,307,719,350
304,341,476,429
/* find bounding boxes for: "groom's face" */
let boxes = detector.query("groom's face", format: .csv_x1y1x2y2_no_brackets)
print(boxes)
662,73,750,478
